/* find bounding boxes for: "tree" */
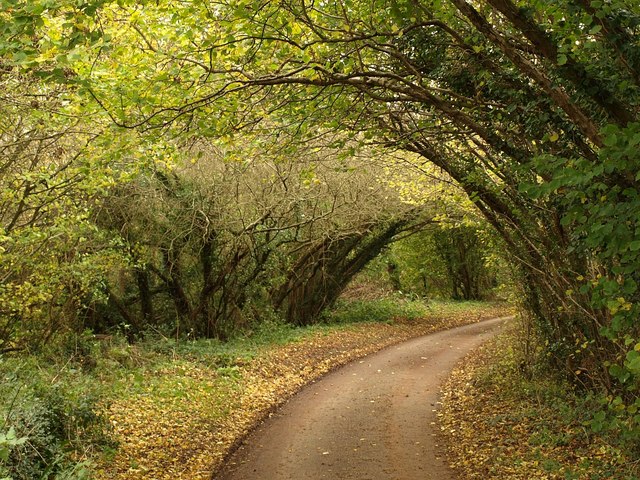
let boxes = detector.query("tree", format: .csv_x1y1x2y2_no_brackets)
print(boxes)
93,130,433,336
0,69,126,351
0,3,163,349
81,0,640,396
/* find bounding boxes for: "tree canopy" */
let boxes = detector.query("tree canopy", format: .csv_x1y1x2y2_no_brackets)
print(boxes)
1,0,640,435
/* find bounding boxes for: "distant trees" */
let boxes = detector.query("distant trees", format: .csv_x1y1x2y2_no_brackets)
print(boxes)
432,227,490,301
376,224,503,301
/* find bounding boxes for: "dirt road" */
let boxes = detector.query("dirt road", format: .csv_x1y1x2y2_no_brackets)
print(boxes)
214,317,508,480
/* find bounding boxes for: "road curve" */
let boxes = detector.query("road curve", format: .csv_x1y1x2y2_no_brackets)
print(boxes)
214,316,509,480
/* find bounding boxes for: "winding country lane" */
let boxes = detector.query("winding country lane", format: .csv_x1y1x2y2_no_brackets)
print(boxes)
214,316,509,480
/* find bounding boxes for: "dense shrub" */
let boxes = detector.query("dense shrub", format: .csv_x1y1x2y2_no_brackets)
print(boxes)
0,349,114,480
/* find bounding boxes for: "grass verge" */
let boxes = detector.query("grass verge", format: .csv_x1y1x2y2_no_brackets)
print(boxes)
438,320,640,480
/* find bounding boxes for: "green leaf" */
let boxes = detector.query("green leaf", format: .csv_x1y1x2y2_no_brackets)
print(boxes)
603,133,618,147
627,355,640,374
589,24,602,34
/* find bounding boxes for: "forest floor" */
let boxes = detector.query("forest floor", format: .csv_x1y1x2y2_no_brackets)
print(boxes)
92,300,511,480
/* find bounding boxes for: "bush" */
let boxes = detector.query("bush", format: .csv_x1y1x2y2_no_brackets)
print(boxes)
0,355,114,479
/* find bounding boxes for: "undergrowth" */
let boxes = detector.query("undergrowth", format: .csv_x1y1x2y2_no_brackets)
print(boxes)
0,336,115,480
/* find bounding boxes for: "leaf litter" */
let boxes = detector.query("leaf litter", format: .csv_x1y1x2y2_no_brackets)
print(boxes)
438,323,638,480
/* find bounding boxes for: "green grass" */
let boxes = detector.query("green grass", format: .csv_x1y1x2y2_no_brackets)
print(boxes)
323,295,493,324
323,296,427,323
94,296,505,403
